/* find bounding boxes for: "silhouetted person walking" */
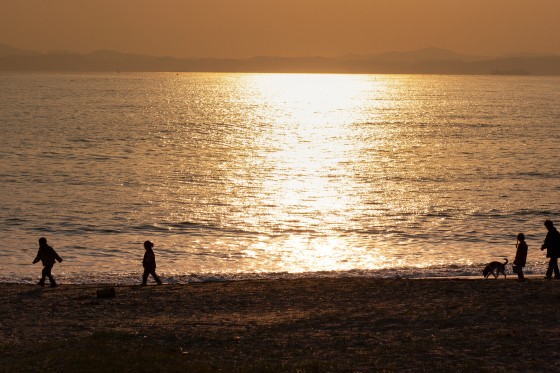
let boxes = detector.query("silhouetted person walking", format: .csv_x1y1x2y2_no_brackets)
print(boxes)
541,220,560,279
33,237,63,287
142,240,162,285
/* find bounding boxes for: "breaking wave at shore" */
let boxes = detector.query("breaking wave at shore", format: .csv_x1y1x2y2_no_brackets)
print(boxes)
1,261,546,285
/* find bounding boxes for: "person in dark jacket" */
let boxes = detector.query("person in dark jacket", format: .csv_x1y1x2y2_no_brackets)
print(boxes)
541,220,560,279
513,233,528,281
142,240,162,285
32,237,63,287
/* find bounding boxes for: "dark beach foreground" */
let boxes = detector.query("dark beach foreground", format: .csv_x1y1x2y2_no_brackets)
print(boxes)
1,277,560,372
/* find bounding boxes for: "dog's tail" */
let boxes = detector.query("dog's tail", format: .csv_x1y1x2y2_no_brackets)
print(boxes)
504,258,508,265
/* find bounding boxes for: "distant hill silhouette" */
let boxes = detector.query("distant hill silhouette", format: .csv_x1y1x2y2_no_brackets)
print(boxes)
0,44,41,58
342,47,490,62
0,44,559,75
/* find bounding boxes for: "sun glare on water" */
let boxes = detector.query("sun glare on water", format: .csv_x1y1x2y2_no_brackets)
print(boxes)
230,74,393,272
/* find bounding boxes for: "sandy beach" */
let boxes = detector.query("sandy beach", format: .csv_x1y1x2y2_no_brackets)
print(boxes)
1,277,560,372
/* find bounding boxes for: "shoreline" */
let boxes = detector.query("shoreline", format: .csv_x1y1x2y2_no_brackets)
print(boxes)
2,277,560,371
1,260,550,286
0,273,545,286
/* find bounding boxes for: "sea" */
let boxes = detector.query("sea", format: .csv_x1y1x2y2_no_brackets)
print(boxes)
1,72,560,284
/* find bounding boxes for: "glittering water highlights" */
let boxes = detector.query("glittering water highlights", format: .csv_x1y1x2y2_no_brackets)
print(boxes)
1,72,560,283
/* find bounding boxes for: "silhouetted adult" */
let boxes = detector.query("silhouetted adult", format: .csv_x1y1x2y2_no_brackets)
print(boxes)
541,220,560,279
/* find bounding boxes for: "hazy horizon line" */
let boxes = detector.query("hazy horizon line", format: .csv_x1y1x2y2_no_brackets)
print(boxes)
2,42,559,60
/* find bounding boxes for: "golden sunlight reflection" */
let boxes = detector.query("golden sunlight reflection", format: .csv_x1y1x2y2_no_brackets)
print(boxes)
250,235,390,272
236,74,396,272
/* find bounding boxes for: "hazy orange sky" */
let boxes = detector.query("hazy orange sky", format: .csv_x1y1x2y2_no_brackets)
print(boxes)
1,0,559,58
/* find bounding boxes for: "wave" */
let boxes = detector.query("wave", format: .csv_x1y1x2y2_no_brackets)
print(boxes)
0,261,548,285
135,221,262,236
17,221,260,237
29,225,123,235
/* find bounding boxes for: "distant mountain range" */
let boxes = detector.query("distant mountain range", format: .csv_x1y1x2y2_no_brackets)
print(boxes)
1,44,559,75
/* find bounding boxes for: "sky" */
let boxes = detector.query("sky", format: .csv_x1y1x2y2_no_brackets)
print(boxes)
1,0,559,59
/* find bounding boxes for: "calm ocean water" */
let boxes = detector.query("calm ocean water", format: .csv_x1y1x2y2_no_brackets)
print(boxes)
1,72,560,284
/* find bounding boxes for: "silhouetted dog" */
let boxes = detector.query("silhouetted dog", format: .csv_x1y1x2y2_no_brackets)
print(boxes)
483,258,508,279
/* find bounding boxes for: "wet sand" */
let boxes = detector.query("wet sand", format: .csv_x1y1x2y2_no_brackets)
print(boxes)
1,277,560,372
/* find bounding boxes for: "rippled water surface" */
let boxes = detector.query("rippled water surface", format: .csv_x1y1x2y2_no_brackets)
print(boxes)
1,72,560,283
